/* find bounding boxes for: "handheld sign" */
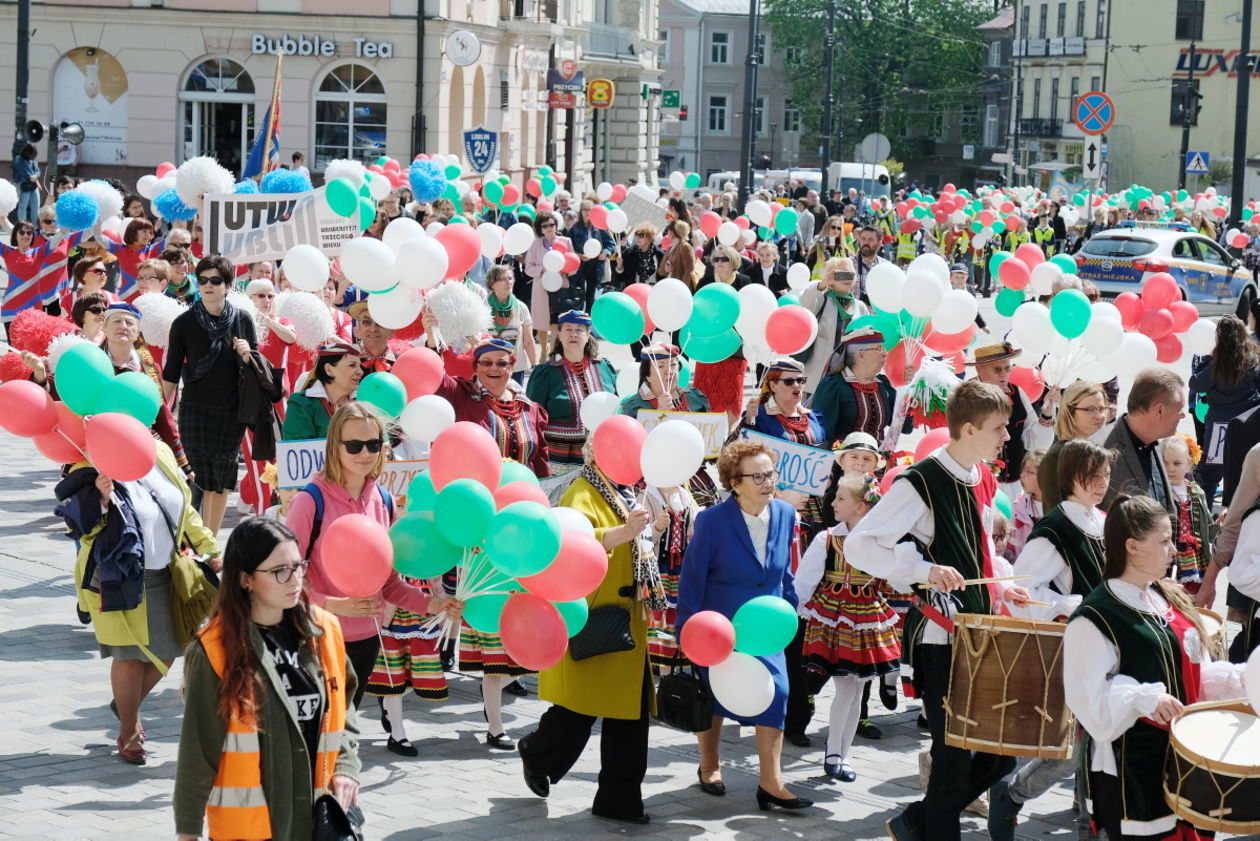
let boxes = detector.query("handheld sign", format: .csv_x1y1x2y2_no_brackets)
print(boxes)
739,429,832,496
638,410,727,459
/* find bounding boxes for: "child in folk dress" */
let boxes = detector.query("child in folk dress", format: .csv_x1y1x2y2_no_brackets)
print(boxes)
1009,449,1046,554
1163,434,1212,594
644,481,701,667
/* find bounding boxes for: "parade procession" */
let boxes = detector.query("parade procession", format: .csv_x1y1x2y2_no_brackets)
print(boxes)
2,0,1260,839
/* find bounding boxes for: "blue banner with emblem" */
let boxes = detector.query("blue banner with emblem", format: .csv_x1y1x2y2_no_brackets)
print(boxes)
463,126,497,174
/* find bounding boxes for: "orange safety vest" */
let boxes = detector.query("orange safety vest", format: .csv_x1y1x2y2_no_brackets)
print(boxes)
199,607,347,841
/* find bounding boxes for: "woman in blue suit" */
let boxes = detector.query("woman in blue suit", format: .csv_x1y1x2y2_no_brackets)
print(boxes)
677,439,814,812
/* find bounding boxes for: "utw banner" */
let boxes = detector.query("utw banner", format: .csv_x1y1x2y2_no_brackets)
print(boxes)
203,188,361,263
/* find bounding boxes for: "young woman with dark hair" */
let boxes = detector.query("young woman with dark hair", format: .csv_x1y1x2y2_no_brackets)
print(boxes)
1189,314,1260,501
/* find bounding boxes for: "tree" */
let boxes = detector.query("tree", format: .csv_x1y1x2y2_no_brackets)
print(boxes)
764,0,992,165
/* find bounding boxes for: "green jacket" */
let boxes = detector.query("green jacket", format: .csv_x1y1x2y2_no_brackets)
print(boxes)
618,387,711,417
173,611,362,841
282,390,334,442
525,357,618,428
811,371,906,445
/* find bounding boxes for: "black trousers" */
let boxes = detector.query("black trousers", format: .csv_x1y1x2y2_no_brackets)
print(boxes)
784,619,826,736
902,644,1016,841
344,636,381,710
518,668,651,819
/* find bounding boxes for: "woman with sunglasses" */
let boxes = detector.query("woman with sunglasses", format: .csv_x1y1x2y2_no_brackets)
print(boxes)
0,220,68,323
173,518,363,841
33,208,84,315
104,218,166,301
677,439,813,813
162,255,258,536
57,252,122,318
808,215,854,283
613,224,664,292
798,257,869,395
692,244,752,430
286,403,462,713
21,291,111,382
525,212,576,351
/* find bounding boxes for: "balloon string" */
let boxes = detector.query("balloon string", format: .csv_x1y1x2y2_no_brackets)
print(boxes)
374,616,396,688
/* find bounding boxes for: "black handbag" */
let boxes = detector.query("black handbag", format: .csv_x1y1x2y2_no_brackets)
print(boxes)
568,604,635,661
654,655,714,732
312,793,364,841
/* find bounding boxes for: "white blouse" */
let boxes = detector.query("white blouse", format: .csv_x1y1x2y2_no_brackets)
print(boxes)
1228,512,1260,611
795,523,849,611
126,464,185,571
741,506,771,567
1010,500,1105,621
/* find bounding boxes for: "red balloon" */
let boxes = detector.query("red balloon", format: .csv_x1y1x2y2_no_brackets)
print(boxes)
430,421,503,490
34,429,85,464
679,610,736,666
897,202,911,217
367,165,385,175
322,513,394,597
914,427,952,462
1114,292,1144,329
84,412,157,482
699,210,723,238
923,323,976,353
592,415,646,485
944,349,966,373
0,379,57,437
1232,233,1250,249
1168,300,1199,333
500,593,569,671
1000,201,1015,214
1212,206,1228,219
879,464,908,495
943,183,956,193
434,224,483,279
885,339,927,387
155,162,175,178
934,210,948,225
979,210,995,226
733,216,751,230
589,205,609,229
1155,333,1183,363
384,158,400,172
1014,243,1044,268
1138,307,1174,340
562,252,581,275
1142,272,1179,309
53,402,86,451
101,228,122,244
764,305,816,355
501,184,521,206
493,480,551,509
1008,365,1046,403
551,239,569,254
518,531,609,602
998,258,1031,291
622,283,656,333
609,184,628,203
391,347,444,400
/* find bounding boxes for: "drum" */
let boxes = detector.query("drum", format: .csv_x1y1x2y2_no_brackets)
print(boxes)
1164,700,1260,833
1198,608,1226,661
944,613,1074,759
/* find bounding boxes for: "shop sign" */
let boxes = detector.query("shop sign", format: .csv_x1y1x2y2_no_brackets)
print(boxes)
547,59,584,110
587,79,615,109
251,33,393,58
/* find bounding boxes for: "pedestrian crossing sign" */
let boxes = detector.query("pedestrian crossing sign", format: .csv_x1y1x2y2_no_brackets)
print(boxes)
1185,151,1210,174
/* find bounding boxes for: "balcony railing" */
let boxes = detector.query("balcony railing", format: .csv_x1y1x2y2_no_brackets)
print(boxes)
582,22,636,60
1018,117,1062,137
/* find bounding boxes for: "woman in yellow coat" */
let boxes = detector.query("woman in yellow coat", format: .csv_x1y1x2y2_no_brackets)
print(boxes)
518,442,660,825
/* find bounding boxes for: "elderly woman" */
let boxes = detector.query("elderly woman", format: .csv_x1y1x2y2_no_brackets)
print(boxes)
524,212,575,350
812,326,901,445
18,291,108,386
106,218,167,301
57,440,220,765
247,278,296,395
281,342,363,442
799,256,869,392
59,250,121,316
526,310,617,476
613,224,664,290
692,245,752,429
619,343,710,417
518,439,659,824
1037,381,1110,510
485,263,537,383
677,439,812,812
743,358,824,443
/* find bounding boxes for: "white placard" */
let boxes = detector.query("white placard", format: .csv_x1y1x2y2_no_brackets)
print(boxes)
638,410,727,459
276,437,428,505
739,429,833,496
204,187,361,264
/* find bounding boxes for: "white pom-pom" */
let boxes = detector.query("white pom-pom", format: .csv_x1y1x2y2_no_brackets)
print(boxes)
47,333,91,375
77,180,124,222
324,159,366,188
425,280,491,342
275,290,334,351
227,290,260,333
0,179,19,217
175,156,236,208
134,292,183,348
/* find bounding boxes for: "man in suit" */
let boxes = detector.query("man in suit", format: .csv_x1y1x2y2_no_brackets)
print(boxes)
752,240,789,295
1101,367,1185,513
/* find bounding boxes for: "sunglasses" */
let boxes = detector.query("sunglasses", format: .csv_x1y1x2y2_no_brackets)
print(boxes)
541,223,557,229
711,256,730,263
86,267,107,275
16,229,33,235
477,359,512,369
341,438,384,455
832,272,856,281
85,305,106,315
776,377,808,387
255,561,309,584
197,274,226,286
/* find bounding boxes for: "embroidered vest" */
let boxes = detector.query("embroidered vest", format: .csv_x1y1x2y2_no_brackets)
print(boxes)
1028,506,1105,595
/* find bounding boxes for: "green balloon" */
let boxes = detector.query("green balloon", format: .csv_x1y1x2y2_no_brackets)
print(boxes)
516,204,536,221
441,183,460,202
778,293,800,307
484,180,504,204
541,175,557,196
1194,395,1209,423
1050,288,1092,339
499,460,541,487
971,221,984,234
689,283,741,337
995,287,1025,317
406,470,437,511
988,250,1012,278
758,225,773,240
359,184,372,198
390,513,464,578
991,219,1006,235
994,489,1013,521
677,357,693,390
773,209,798,236
684,172,702,190
56,343,114,416
449,216,467,225
94,371,161,427
463,591,510,633
732,595,798,656
435,478,496,547
486,502,562,578
357,196,375,231
357,371,407,417
556,598,590,636
444,163,462,180
1049,253,1078,274
375,156,389,166
537,165,553,177
680,326,742,364
592,292,646,345
847,312,902,350
325,177,359,218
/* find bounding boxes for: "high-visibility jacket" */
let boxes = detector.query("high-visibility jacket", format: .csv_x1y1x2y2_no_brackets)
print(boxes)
896,230,917,261
875,210,896,239
1005,229,1031,251
199,607,347,841
1033,225,1056,256
943,229,970,263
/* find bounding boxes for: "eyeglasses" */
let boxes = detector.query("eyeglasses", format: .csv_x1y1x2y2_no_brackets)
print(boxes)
137,275,161,283
16,229,33,236
252,293,275,299
197,274,226,286
85,305,106,315
86,267,107,275
711,256,730,263
737,470,778,486
776,377,807,387
255,561,309,584
477,359,513,369
341,438,384,455
1073,406,1108,416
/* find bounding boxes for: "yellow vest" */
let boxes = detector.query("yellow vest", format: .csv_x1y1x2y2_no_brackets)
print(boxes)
896,231,917,260
1033,225,1056,255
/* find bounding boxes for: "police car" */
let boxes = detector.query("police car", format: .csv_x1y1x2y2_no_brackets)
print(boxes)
1074,223,1256,317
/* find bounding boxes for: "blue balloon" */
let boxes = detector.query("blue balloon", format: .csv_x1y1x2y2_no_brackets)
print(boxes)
54,191,98,231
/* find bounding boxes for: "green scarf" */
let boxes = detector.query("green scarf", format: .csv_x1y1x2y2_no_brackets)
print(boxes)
489,292,517,319
827,290,854,308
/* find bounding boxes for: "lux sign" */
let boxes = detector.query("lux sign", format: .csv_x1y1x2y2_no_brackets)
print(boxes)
1174,48,1260,78
251,34,394,58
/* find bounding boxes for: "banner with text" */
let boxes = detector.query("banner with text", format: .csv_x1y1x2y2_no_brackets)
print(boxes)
276,438,428,507
738,429,832,496
638,410,727,459
618,191,669,236
204,187,361,263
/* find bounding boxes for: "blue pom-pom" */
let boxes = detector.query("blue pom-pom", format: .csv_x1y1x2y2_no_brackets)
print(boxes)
153,189,198,222
260,169,312,194
233,180,259,194
54,191,98,231
408,160,447,203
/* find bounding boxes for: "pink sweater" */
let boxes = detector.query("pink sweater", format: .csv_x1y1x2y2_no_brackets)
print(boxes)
286,474,431,641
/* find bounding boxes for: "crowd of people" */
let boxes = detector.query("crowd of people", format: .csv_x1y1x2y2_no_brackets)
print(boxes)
3,165,1259,841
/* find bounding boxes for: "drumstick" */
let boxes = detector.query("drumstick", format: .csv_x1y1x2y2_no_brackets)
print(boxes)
960,575,1030,586
1021,599,1053,607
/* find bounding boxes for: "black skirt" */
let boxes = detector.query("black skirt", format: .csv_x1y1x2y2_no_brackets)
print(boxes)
178,399,243,492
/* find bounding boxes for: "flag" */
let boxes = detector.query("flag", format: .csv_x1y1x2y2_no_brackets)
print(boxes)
242,54,283,180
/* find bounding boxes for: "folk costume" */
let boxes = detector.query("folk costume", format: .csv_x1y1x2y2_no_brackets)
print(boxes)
364,576,448,702
1170,480,1212,592
644,483,700,666
966,342,1053,492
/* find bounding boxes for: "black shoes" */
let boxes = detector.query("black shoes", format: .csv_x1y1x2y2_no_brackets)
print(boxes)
697,768,726,796
505,679,528,697
785,731,812,747
486,731,515,750
756,786,814,811
824,755,857,782
519,741,550,798
879,677,899,711
856,718,883,739
386,736,418,757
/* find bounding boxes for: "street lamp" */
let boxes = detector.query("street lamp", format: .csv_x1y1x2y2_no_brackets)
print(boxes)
770,121,778,168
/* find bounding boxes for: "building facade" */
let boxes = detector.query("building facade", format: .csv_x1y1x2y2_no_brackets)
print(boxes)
977,5,1014,186
0,0,662,193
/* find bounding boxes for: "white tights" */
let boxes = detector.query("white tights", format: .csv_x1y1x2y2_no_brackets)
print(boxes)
826,675,872,761
482,674,510,735
383,695,408,742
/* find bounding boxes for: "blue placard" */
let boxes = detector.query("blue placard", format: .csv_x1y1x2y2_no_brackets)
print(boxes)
1185,151,1210,175
463,126,498,175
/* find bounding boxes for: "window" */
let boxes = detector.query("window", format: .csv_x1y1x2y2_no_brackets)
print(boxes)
1090,74,1101,92
984,104,1000,147
1050,77,1060,121
783,104,800,132
785,45,802,63
707,94,728,133
1070,76,1080,110
1033,78,1042,118
1095,0,1106,38
1020,5,1030,39
710,31,730,64
1170,80,1201,125
1075,1,1085,36
988,40,1002,67
658,28,671,61
1195,240,1228,266
1056,2,1066,36
755,96,767,135
1175,0,1204,40
180,58,255,175
1038,4,1048,37
754,32,768,65
314,63,387,171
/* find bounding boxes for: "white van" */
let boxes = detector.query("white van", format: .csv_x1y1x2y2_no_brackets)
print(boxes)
826,162,892,198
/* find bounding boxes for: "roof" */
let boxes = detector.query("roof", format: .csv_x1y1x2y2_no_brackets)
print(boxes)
977,6,1014,31
668,0,754,15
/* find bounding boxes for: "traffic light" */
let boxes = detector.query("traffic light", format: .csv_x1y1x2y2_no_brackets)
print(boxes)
679,104,689,121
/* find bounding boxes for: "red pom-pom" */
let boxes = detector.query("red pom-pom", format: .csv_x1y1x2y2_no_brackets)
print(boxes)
0,352,33,382
390,313,426,343
8,309,76,356
387,337,416,356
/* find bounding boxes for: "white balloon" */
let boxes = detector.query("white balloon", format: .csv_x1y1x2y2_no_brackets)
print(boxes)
1076,359,1114,385
366,284,423,330
1106,333,1158,380
541,271,564,292
502,222,536,255
669,170,685,191
903,272,946,319
641,420,705,487
616,364,640,397
716,221,740,246
542,250,565,273
1184,318,1217,355
908,253,950,286
582,237,601,258
1029,262,1063,296
596,182,613,202
282,244,331,292
606,208,629,234
735,283,778,343
1011,300,1056,354
743,342,778,368
578,391,622,433
739,228,759,248
1081,315,1123,358
745,200,772,227
552,506,596,537
425,221,446,237
367,173,391,201
395,236,449,291
647,278,694,332
484,169,500,184
382,217,425,253
933,289,980,334
399,394,456,443
786,263,811,292
709,652,775,718
136,174,159,200
1091,301,1123,324
866,262,906,313
454,180,470,197
476,223,504,259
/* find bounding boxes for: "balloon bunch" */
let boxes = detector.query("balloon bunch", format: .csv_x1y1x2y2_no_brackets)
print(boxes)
990,245,1078,317
586,413,706,489
325,157,405,230
1112,273,1217,363
679,596,797,718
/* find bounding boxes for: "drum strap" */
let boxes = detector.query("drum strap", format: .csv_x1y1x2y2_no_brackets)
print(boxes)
909,592,955,634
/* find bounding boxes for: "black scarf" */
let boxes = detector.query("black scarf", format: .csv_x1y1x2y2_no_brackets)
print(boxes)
189,299,237,382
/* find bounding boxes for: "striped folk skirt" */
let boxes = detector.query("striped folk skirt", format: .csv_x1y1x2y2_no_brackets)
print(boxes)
364,606,448,700
459,627,531,678
800,578,901,679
